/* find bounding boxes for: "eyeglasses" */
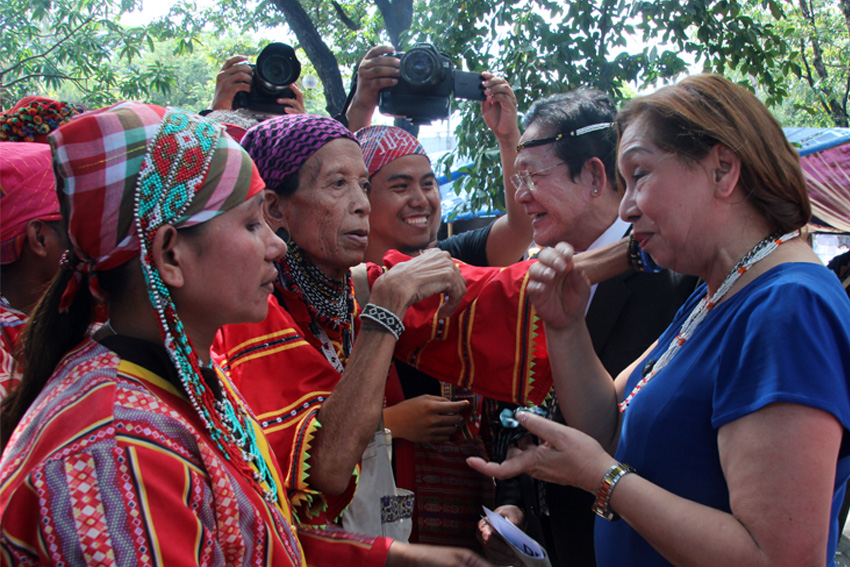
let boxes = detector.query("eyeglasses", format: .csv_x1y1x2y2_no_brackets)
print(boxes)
511,161,567,191
516,122,613,153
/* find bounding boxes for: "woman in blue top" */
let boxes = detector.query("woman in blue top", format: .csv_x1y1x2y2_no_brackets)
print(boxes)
468,74,850,567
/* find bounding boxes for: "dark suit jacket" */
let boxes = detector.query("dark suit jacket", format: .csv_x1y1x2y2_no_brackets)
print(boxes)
497,268,699,567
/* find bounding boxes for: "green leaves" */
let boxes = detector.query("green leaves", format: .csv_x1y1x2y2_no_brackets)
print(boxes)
0,0,196,107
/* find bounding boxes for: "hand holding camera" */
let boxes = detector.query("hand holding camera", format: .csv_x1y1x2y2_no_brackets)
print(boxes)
212,55,254,111
481,72,520,142
376,42,486,125
229,43,305,115
346,45,401,131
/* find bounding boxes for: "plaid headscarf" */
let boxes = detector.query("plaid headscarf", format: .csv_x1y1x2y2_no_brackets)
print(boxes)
241,113,357,192
0,142,62,264
51,101,264,297
50,101,279,503
355,125,429,177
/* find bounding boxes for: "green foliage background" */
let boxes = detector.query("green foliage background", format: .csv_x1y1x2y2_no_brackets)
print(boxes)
2,0,848,215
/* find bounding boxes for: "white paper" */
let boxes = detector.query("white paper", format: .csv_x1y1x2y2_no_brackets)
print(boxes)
482,506,552,567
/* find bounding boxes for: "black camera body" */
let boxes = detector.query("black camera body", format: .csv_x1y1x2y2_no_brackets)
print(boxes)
233,43,301,115
378,43,485,125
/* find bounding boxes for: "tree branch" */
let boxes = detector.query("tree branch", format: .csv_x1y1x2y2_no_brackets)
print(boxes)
1,73,87,89
0,16,95,79
330,0,360,31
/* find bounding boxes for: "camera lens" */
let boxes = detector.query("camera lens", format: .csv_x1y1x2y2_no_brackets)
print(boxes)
256,43,301,92
401,48,441,88
260,56,294,86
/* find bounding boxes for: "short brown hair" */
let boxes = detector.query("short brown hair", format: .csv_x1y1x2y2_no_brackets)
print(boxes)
616,75,810,233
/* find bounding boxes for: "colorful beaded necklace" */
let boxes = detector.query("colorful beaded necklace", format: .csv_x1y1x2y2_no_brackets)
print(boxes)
134,108,279,504
279,241,355,367
618,229,800,412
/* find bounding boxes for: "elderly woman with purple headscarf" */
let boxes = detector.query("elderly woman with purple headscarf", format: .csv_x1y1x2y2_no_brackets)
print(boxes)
214,113,559,566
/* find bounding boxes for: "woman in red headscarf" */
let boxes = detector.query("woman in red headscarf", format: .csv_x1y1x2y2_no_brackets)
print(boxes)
0,142,66,400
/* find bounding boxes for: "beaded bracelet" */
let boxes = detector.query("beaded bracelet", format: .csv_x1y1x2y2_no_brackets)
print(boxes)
591,462,635,521
627,234,663,274
360,303,405,339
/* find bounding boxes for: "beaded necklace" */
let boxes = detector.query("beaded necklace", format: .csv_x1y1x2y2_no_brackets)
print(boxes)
618,229,800,413
134,109,278,504
279,241,355,366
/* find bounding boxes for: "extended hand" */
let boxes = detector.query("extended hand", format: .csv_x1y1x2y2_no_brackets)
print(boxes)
386,541,495,567
385,395,469,443
527,242,592,330
372,248,466,320
476,504,525,567
467,412,615,493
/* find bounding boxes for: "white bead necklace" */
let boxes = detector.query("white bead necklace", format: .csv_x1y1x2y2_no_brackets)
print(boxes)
618,229,800,413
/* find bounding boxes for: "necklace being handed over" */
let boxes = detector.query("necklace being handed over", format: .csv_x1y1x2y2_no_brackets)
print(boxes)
618,229,800,413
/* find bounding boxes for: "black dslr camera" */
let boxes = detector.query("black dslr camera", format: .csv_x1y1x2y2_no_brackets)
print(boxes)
378,43,485,125
233,43,301,115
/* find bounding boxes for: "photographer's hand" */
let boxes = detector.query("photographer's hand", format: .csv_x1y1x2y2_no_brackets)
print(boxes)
211,55,253,111
481,73,520,143
278,82,306,114
479,73,532,266
346,45,400,131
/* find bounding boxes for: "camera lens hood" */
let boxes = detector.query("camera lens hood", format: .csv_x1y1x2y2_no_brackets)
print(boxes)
256,43,301,92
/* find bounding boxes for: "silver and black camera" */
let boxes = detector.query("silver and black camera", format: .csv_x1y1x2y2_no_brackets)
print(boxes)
233,43,301,115
378,43,485,125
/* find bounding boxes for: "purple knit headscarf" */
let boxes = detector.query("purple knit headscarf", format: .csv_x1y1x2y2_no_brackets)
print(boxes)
241,113,357,191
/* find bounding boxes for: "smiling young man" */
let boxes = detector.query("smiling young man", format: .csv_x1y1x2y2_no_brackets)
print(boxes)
355,74,532,268
351,75,536,549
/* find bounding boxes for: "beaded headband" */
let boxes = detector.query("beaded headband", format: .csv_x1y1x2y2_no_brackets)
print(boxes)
1,98,85,143
516,122,613,153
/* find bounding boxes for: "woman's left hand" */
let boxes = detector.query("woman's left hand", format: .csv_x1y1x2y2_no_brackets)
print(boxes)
467,412,616,493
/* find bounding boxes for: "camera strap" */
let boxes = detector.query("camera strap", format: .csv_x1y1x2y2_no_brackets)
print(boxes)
333,69,359,128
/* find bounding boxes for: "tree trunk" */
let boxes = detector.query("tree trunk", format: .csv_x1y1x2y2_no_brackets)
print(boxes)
270,0,347,116
373,0,413,49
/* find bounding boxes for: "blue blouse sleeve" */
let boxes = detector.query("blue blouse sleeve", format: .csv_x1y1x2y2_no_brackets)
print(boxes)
712,266,850,431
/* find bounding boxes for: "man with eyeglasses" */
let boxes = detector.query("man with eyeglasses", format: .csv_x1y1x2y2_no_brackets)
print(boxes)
478,88,699,567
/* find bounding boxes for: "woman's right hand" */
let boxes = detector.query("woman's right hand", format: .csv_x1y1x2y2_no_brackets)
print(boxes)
467,412,615,493
527,242,592,330
370,248,466,320
386,542,495,567
384,395,469,443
